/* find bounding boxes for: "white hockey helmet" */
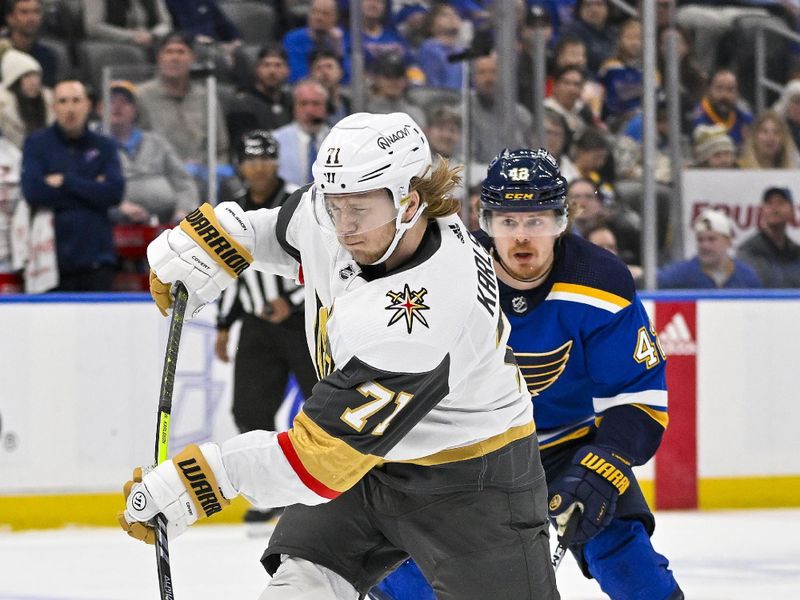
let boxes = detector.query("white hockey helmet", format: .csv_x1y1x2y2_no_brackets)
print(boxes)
311,112,433,264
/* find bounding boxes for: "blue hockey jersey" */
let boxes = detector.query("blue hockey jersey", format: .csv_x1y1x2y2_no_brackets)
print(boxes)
479,232,668,464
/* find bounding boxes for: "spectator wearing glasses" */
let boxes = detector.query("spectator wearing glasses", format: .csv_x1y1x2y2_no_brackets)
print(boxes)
271,78,329,188
568,176,639,266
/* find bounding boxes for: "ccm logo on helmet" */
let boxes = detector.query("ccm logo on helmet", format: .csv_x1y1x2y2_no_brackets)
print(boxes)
377,125,412,150
504,193,535,200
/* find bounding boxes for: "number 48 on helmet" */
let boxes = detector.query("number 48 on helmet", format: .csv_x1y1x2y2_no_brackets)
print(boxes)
479,148,569,238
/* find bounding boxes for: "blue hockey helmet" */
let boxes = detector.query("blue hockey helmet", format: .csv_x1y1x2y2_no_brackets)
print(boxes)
480,148,568,213
479,148,568,237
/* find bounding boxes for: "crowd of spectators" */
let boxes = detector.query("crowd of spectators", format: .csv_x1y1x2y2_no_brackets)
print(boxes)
0,0,799,294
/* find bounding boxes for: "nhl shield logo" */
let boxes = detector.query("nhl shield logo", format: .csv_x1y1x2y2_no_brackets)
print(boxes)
512,295,528,314
339,264,356,280
385,284,430,334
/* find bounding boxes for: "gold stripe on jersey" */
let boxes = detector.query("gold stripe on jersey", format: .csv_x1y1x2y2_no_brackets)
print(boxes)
288,410,380,493
539,425,592,450
550,283,631,309
394,421,535,467
314,295,335,380
632,403,670,429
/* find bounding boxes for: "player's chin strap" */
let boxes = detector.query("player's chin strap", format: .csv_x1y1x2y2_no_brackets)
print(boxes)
368,199,428,266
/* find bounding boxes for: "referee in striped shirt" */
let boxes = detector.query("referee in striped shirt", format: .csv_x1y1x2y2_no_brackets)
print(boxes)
215,131,317,523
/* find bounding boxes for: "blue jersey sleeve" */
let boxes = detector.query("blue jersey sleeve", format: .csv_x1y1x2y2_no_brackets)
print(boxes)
584,295,668,464
585,293,668,410
595,404,666,465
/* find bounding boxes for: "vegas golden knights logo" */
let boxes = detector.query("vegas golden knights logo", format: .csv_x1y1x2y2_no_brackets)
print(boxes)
314,294,334,380
515,340,573,396
385,284,430,334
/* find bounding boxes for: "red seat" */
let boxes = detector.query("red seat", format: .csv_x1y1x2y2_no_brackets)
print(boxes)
113,224,165,260
0,272,22,294
113,225,166,291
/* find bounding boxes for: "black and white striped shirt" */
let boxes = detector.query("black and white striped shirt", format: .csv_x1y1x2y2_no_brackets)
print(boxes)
216,184,304,329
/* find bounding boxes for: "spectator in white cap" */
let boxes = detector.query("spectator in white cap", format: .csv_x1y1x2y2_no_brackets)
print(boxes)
658,208,761,289
0,47,53,148
692,123,735,168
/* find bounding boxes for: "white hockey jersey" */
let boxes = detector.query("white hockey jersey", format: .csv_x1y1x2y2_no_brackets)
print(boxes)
217,188,543,509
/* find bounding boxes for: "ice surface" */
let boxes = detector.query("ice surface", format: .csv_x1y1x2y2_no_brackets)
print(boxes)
0,509,798,599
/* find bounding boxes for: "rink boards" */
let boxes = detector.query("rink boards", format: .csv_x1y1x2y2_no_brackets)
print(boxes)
0,291,798,529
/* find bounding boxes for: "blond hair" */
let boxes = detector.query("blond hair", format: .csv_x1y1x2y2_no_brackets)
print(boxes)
738,110,800,169
412,156,463,218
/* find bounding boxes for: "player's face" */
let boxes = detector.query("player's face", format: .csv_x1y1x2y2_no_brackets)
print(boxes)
491,211,559,281
320,190,400,264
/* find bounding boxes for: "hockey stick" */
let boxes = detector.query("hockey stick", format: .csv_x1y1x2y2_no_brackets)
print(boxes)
153,282,189,600
551,508,581,571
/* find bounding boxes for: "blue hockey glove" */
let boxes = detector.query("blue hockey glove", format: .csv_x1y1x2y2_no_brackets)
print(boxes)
547,444,633,545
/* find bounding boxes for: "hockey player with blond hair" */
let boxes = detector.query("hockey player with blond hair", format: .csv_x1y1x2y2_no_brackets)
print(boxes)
118,113,559,599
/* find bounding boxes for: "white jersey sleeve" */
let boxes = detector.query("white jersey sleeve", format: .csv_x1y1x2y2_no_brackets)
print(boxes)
243,186,314,280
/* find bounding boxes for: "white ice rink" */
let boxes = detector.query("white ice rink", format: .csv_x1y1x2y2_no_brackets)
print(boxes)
1,509,798,599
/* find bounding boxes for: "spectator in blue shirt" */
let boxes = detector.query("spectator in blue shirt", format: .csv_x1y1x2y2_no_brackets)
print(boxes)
561,0,617,77
21,80,125,291
658,208,761,289
691,68,753,150
164,0,240,44
416,3,464,90
599,19,643,132
345,0,410,71
164,0,241,64
283,0,348,83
